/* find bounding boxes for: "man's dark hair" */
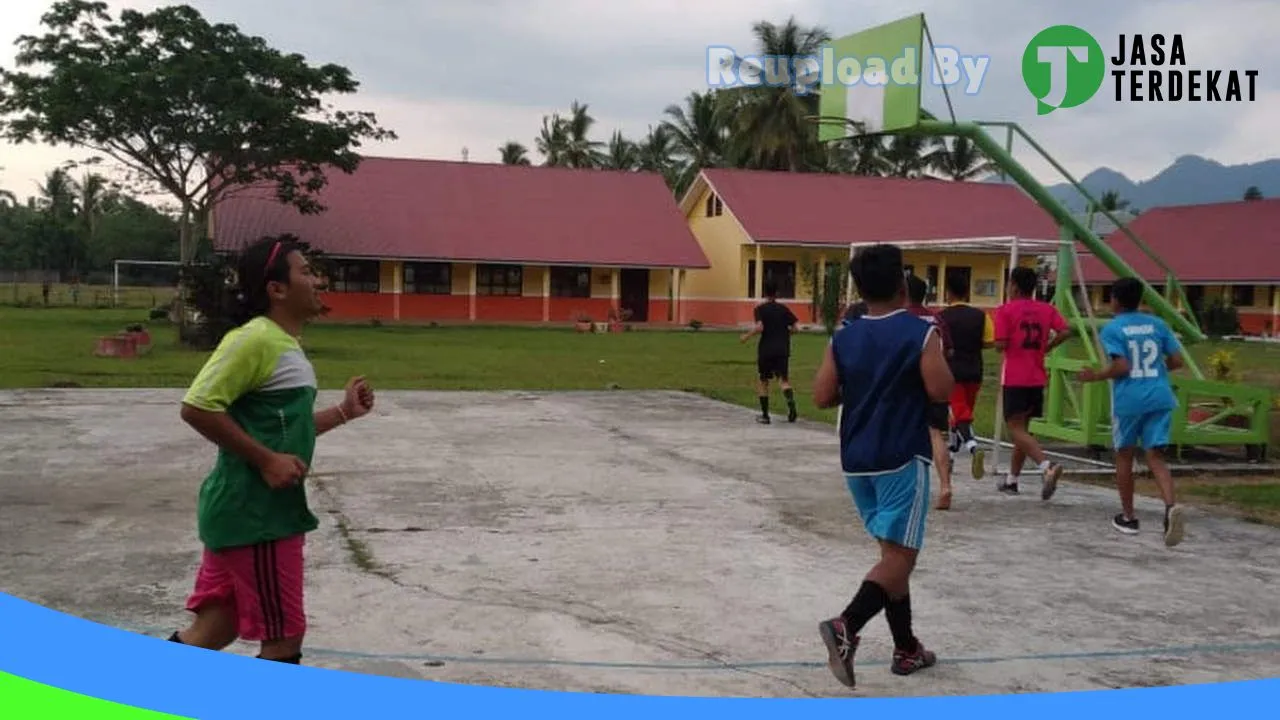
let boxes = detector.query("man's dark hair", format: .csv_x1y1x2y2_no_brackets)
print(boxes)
849,244,905,303
233,236,303,325
906,274,928,305
945,272,969,301
1010,266,1038,297
762,279,778,299
1112,276,1144,312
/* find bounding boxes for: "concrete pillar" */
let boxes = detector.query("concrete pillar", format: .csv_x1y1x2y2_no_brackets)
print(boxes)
468,264,477,321
753,243,763,299
542,266,551,322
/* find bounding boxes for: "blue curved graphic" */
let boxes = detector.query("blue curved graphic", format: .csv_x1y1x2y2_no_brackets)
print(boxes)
0,591,1275,718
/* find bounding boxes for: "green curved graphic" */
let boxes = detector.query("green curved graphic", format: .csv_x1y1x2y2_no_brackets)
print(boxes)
0,671,191,719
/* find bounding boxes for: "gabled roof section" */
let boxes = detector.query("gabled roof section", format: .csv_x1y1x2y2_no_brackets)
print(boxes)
1078,198,1280,284
687,168,1060,246
212,156,710,269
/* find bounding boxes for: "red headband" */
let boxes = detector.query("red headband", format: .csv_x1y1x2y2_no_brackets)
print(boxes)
264,241,283,274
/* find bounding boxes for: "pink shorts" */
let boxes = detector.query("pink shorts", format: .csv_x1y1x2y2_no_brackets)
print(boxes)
185,534,306,642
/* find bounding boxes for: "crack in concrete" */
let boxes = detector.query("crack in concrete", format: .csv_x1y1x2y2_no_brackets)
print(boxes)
309,473,817,688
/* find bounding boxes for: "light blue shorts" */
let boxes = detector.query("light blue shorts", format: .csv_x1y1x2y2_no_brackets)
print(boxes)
845,456,932,551
1112,410,1173,450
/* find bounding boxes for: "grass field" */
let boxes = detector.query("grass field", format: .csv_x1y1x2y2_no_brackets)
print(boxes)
2,306,1277,521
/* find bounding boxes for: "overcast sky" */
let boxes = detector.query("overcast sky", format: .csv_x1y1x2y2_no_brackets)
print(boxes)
1,0,1277,200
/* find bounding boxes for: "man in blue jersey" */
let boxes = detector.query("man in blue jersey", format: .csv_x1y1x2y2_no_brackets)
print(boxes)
1078,277,1187,547
812,244,954,689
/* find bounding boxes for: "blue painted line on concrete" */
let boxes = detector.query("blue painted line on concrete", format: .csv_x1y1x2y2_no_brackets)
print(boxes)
110,619,1280,672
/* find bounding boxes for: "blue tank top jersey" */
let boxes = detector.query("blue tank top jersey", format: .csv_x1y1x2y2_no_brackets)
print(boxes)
832,308,935,474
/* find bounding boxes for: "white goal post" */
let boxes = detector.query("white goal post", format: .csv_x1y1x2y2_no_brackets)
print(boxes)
112,259,183,308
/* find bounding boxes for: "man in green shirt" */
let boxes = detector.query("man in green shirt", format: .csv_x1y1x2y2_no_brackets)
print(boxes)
168,237,375,665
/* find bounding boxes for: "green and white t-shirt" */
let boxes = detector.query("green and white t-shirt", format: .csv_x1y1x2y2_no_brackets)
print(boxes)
183,316,320,551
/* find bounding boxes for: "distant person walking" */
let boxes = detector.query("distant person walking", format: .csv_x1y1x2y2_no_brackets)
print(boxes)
741,280,800,424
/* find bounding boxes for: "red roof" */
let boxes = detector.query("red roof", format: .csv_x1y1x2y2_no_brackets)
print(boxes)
1079,198,1280,284
212,157,710,269
692,168,1059,245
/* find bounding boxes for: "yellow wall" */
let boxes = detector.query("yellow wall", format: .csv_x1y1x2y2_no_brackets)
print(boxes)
451,263,474,294
650,269,672,298
682,181,1040,305
522,266,545,297
378,261,400,293
682,184,750,299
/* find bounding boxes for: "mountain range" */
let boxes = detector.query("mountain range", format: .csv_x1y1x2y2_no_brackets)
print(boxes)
987,155,1280,212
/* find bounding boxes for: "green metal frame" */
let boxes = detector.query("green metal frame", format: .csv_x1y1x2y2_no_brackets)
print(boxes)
888,119,1275,454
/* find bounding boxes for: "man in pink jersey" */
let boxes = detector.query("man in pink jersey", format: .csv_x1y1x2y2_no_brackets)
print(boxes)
994,267,1073,499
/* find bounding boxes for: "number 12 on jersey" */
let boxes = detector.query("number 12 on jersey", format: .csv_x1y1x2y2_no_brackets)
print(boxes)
1127,338,1161,378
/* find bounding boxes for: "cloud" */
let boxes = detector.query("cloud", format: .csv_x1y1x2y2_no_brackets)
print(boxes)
2,0,1278,197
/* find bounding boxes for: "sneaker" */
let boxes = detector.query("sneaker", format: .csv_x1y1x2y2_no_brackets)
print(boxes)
970,445,986,480
891,639,938,676
1163,505,1185,547
1112,513,1140,535
1041,463,1063,501
757,415,771,425
998,480,1019,495
818,617,859,688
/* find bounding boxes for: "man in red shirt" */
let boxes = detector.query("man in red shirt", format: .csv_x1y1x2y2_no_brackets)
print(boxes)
994,267,1074,499
905,275,954,510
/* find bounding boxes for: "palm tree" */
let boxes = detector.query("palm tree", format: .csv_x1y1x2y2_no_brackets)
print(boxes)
603,131,639,170
1097,190,1131,212
662,90,729,189
726,17,831,171
499,141,532,166
636,125,681,192
0,189,15,208
1243,185,1263,201
931,136,994,181
536,115,569,167
561,101,605,169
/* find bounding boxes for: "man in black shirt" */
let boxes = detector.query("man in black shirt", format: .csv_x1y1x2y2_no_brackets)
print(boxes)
937,273,994,480
740,281,799,424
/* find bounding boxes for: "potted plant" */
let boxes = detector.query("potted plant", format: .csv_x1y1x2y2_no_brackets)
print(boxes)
574,312,594,333
606,307,633,333
1187,350,1250,429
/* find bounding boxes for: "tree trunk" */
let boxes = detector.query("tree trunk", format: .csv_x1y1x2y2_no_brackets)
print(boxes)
174,206,194,339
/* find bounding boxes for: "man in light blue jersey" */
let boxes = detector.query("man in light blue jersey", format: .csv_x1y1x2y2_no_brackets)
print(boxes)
1079,277,1187,546
812,244,954,689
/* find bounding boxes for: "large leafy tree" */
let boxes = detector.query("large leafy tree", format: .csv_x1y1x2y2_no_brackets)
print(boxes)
0,1,395,329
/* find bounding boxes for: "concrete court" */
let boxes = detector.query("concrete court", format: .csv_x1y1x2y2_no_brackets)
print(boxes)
1,388,1278,699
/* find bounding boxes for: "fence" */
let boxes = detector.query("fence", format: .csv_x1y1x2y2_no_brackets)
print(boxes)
0,270,176,310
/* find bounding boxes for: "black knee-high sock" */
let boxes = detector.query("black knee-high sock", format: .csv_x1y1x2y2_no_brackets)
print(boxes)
841,580,889,635
758,396,769,416
783,388,796,410
958,421,974,444
885,594,917,651
168,631,184,644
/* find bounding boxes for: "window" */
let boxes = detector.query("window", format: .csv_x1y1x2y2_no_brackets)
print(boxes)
476,264,523,296
550,266,591,298
926,265,939,302
704,193,723,217
974,279,997,298
403,262,451,294
1231,285,1256,307
329,260,380,293
746,260,797,299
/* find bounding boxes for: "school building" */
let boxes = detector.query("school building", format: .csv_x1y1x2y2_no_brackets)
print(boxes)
209,157,711,324
1078,198,1280,336
675,169,1059,325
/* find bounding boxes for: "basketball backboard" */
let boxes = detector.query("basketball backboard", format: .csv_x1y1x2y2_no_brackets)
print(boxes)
815,13,926,141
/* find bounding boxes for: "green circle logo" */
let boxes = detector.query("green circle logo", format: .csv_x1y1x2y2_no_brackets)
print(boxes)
1022,25,1105,115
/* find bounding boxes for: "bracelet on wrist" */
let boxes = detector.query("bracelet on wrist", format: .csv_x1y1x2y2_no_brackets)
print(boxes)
335,404,349,424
